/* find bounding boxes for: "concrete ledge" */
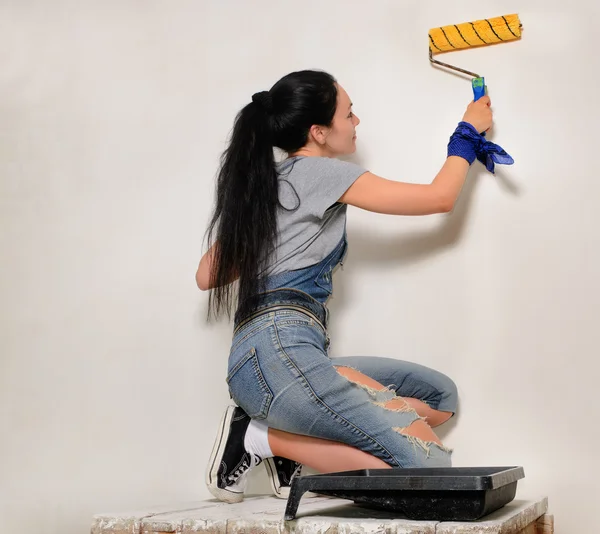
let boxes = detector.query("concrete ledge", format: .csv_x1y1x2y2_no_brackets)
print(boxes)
92,496,551,534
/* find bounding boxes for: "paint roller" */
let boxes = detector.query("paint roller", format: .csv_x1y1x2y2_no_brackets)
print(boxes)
428,14,523,101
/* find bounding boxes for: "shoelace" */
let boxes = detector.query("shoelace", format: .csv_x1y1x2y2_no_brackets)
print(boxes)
227,454,262,485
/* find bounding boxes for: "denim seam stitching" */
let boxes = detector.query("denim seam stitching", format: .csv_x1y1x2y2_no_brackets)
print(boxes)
314,238,347,295
227,348,273,420
226,347,257,382
271,321,402,467
275,319,314,328
250,351,274,418
230,318,274,354
274,308,327,337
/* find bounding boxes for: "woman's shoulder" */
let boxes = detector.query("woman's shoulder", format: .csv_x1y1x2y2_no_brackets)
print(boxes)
277,156,365,173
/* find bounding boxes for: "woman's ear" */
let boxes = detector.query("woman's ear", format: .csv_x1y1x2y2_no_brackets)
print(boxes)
309,124,329,146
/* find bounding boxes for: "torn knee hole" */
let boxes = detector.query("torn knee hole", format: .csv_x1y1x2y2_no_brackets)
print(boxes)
340,374,397,402
392,425,454,456
373,398,418,414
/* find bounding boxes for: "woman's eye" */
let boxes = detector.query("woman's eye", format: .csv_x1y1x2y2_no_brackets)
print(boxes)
348,112,353,118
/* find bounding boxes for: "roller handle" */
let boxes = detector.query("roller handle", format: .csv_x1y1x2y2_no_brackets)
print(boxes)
472,77,486,101
472,77,487,137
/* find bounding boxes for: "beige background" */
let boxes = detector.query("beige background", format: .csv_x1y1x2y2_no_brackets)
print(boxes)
1,1,597,532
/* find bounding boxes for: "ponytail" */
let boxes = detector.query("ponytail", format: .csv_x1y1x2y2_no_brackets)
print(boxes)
204,70,338,320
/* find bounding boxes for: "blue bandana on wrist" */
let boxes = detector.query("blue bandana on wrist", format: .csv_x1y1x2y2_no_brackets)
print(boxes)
448,121,514,174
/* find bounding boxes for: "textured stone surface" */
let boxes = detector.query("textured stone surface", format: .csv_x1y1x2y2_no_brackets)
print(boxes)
435,498,548,534
91,502,216,534
91,496,550,534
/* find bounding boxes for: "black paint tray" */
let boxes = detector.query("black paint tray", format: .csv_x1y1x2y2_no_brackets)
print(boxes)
285,466,525,521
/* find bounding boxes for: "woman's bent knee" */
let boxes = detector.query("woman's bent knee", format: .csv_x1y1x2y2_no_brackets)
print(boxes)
394,431,453,468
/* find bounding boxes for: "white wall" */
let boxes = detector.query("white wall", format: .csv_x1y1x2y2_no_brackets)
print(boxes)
1,1,598,532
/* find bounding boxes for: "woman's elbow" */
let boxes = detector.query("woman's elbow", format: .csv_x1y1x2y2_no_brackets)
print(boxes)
438,199,455,213
196,269,210,291
437,193,456,214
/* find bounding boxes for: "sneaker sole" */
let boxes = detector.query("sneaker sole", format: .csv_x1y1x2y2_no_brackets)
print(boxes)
205,405,244,504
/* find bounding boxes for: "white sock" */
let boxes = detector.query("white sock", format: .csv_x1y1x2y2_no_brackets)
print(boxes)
244,419,273,460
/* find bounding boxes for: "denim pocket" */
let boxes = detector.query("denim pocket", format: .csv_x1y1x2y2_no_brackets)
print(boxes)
231,313,273,354
226,347,273,420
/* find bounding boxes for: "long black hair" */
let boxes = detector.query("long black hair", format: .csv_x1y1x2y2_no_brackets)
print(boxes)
204,69,338,320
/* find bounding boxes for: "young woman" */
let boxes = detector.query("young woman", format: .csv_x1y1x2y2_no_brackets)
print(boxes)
196,69,493,504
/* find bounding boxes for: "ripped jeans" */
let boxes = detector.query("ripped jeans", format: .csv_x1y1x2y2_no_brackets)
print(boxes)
228,289,455,468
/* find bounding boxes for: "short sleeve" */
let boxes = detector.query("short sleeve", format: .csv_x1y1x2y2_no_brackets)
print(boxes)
303,157,369,218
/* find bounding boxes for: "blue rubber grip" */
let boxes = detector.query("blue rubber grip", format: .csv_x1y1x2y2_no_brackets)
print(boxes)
472,77,486,101
472,77,487,136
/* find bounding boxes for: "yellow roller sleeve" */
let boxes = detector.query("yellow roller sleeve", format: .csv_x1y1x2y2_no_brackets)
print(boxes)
429,14,522,54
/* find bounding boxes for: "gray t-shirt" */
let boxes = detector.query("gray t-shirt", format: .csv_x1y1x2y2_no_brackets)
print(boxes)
265,156,369,276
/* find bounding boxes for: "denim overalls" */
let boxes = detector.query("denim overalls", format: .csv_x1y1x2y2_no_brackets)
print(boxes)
232,153,347,333
233,229,348,341
227,229,454,468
